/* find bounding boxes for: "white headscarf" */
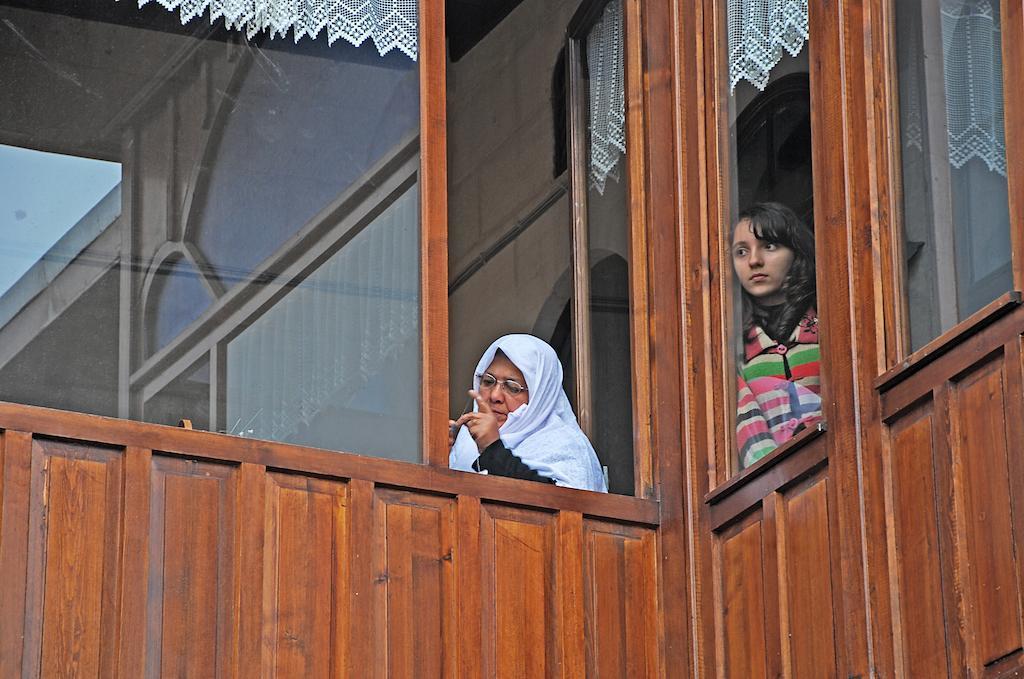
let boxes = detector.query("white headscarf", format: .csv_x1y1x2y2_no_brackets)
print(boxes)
449,334,607,492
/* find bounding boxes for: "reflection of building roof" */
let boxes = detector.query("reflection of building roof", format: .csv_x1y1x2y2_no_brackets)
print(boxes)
0,184,120,353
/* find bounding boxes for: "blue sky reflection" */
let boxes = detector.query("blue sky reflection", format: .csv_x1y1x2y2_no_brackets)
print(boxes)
0,144,121,297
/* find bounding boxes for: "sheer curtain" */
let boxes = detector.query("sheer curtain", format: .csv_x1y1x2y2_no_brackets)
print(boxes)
587,0,626,195
728,0,808,91
940,0,1006,176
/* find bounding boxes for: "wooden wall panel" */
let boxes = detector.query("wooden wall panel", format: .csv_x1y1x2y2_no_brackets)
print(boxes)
22,439,123,679
0,409,662,678
261,472,349,678
886,402,949,676
948,356,1024,671
0,430,32,677
582,521,659,678
777,475,838,677
480,504,557,679
146,455,237,678
375,488,456,679
717,517,767,679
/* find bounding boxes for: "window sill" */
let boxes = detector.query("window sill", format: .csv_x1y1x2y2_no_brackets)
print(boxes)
875,291,1022,393
704,421,827,530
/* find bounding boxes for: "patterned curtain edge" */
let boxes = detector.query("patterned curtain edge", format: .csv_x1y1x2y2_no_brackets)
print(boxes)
122,0,419,60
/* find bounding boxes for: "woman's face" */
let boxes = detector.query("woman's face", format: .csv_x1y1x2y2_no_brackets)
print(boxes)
731,219,795,306
480,353,530,426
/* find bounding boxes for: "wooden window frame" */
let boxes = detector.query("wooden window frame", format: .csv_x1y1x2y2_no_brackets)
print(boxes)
698,0,827,489
563,0,655,497
869,0,1024,374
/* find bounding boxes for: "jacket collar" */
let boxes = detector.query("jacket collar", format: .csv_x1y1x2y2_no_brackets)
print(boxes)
744,308,818,361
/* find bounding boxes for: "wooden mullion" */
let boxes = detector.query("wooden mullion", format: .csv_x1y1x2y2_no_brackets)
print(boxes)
1002,0,1024,292
567,34,595,438
420,0,449,467
622,0,654,498
866,0,911,368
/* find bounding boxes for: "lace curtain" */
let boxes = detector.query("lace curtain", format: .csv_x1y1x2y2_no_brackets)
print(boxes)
940,0,1006,175
728,0,808,92
587,0,626,195
122,0,418,59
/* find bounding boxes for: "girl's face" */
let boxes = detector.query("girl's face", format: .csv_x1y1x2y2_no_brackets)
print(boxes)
731,219,795,306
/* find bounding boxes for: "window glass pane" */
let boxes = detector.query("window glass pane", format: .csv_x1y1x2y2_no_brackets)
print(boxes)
726,40,820,473
446,0,614,492
895,0,1011,350
582,1,635,494
226,184,419,459
0,2,420,459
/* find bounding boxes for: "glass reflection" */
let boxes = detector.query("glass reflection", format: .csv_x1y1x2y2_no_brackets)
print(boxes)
0,3,421,459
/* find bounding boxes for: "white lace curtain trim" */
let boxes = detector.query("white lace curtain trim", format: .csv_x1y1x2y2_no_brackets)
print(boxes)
587,0,626,195
728,0,808,92
940,0,1005,175
123,0,418,59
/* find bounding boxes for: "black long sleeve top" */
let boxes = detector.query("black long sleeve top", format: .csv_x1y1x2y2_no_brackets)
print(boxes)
472,439,555,484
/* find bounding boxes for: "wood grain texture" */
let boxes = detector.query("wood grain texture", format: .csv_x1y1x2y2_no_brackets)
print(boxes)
718,518,767,679
420,0,450,467
948,357,1024,670
0,402,657,526
557,511,585,679
886,402,949,676
117,447,152,679
376,488,457,679
1002,0,1024,290
260,471,347,678
622,0,654,498
30,441,124,679
145,456,238,678
480,504,557,679
779,475,838,677
583,520,659,679
0,430,32,677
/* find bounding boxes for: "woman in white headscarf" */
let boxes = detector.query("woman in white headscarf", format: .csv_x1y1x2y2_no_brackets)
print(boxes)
448,334,607,492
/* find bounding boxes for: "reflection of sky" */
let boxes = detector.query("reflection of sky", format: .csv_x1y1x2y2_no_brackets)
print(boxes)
0,144,121,296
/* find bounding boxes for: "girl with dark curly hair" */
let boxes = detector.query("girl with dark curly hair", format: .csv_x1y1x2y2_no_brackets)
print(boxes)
731,202,822,468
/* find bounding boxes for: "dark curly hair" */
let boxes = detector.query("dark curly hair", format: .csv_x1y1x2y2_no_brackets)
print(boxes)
733,202,816,343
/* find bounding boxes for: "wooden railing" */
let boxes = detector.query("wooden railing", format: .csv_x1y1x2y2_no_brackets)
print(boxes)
0,403,661,678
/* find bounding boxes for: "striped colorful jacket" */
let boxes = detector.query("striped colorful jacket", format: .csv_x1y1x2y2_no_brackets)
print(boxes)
736,309,822,468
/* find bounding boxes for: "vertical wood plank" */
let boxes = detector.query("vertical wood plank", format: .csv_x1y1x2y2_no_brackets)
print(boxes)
760,494,784,679
949,358,1024,670
1002,0,1024,289
260,472,348,678
144,457,238,678
781,476,839,677
583,521,659,679
376,488,456,679
719,519,767,679
887,403,949,676
622,529,659,678
420,0,450,467
235,462,265,678
622,0,654,498
480,504,557,678
117,447,152,679
0,430,31,677
557,511,585,679
457,495,482,678
17,440,124,679
348,478,380,679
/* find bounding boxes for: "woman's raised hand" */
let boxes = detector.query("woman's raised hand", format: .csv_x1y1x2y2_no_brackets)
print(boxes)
454,390,501,452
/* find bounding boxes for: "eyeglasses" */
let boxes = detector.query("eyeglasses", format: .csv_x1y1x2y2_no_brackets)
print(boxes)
476,373,528,396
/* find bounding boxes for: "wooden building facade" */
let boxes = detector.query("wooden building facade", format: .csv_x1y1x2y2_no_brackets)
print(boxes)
0,0,1022,676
